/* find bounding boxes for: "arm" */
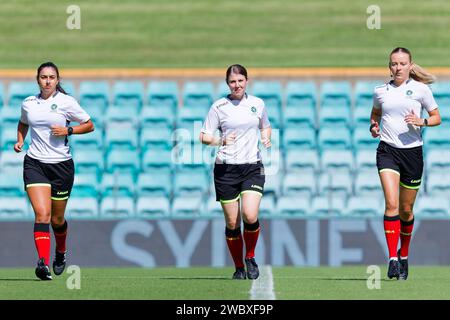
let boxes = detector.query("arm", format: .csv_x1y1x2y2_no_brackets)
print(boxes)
404,108,441,127
370,107,381,138
199,132,223,146
51,119,95,136
260,126,272,148
14,121,29,153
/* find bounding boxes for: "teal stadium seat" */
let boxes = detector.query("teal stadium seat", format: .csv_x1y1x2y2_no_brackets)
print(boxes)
320,81,352,109
282,172,317,197
8,81,38,108
174,142,214,172
285,149,320,173
285,81,317,109
79,81,110,111
259,196,276,217
217,81,230,99
0,82,4,106
283,126,316,150
426,172,450,197
172,196,203,217
183,81,214,110
264,174,281,198
318,106,351,128
205,196,224,217
136,196,170,218
101,173,135,198
141,148,173,173
0,173,25,196
70,128,103,150
61,81,76,97
426,149,450,173
100,196,135,219
423,127,450,149
106,149,139,176
318,172,352,198
353,127,379,150
0,151,25,175
282,105,316,129
346,196,381,217
354,80,382,108
65,196,99,220
177,104,208,128
1,127,30,150
352,107,371,128
105,106,139,128
113,81,144,110
251,81,282,111
276,196,310,216
431,81,450,108
173,169,209,197
355,149,377,172
311,195,346,217
140,105,175,129
0,107,21,128
105,124,138,151
0,197,29,220
147,81,179,112
318,127,352,150
71,174,99,198
72,149,104,178
321,150,354,174
354,171,382,197
140,126,173,151
414,195,449,217
137,172,172,198
8,81,39,109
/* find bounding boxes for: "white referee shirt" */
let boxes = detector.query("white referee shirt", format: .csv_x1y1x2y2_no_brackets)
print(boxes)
20,91,91,163
373,79,438,148
201,93,271,164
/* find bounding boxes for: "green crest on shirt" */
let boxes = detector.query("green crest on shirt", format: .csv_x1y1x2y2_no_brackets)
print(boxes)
406,90,413,96
51,104,58,110
251,106,257,113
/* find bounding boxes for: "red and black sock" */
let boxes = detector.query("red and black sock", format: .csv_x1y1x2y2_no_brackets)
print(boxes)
384,215,400,259
52,220,68,253
225,227,244,269
34,223,50,266
243,220,260,259
399,218,414,259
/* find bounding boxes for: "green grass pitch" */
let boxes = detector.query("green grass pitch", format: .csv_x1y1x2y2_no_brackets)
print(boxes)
2,266,450,300
1,0,450,68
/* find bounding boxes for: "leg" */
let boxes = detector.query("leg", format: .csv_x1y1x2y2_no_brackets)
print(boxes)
398,186,418,258
241,192,262,280
221,200,245,278
379,171,401,279
27,185,53,280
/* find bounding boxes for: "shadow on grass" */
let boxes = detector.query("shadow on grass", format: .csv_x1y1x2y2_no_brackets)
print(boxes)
161,276,230,280
0,278,41,282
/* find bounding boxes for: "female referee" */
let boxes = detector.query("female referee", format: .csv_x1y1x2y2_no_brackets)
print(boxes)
370,47,441,280
200,64,271,280
14,62,94,280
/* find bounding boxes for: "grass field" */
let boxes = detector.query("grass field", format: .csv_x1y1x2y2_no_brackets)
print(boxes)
1,0,450,68
2,265,450,300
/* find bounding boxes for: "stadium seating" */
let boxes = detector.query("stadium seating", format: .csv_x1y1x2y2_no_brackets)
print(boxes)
0,82,4,106
321,150,354,174
259,196,276,217
276,196,310,216
354,171,383,197
318,172,353,197
136,172,172,198
320,81,352,109
140,126,173,151
355,149,377,172
283,126,316,150
100,196,135,219
71,173,99,198
172,196,203,217
136,196,170,218
182,81,214,110
423,127,450,149
70,128,103,150
140,105,175,129
311,196,346,217
66,196,99,219
285,81,317,108
147,81,179,112
285,149,320,173
8,81,38,108
0,151,25,175
251,81,282,111
354,80,381,108
79,81,110,111
318,107,351,128
318,127,352,150
353,127,379,150
426,172,450,196
0,173,25,197
0,107,21,128
346,196,381,217
282,105,316,128
106,149,140,176
282,172,317,197
113,81,144,110
0,197,29,220
414,195,449,217
101,173,135,198
105,124,138,151
105,106,139,128
425,149,450,173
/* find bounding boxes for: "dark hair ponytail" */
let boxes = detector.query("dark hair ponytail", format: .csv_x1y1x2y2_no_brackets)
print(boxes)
36,61,67,94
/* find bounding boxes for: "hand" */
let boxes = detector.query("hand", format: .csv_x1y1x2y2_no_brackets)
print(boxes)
370,121,380,138
223,132,237,146
14,142,24,153
51,125,69,136
404,110,423,126
261,137,271,149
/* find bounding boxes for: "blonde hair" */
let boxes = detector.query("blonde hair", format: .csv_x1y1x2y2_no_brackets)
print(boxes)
390,47,436,84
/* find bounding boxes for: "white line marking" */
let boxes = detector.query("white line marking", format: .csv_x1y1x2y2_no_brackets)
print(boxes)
250,265,276,300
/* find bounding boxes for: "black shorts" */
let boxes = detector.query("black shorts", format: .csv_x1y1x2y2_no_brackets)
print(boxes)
214,161,265,203
23,154,75,200
376,141,423,189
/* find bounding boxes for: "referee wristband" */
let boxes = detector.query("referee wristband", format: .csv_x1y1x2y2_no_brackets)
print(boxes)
423,118,428,126
68,127,73,136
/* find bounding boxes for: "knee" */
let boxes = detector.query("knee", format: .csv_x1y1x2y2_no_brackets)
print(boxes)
384,200,399,214
34,207,50,223
51,215,65,227
399,204,414,217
